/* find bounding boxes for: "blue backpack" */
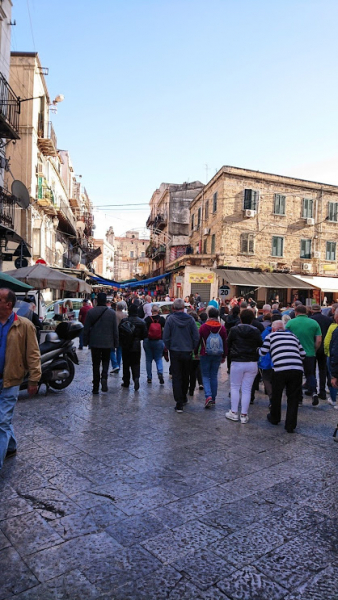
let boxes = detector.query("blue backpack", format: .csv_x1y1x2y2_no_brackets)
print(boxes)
205,327,223,356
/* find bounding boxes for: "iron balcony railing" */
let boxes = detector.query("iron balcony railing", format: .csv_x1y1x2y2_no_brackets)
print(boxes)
37,114,58,156
0,187,16,229
0,73,20,139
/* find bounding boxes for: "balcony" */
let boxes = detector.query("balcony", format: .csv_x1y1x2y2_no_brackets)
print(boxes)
0,187,15,229
153,213,167,230
146,213,155,228
37,181,57,215
0,74,20,140
56,199,77,235
37,116,58,157
152,244,166,261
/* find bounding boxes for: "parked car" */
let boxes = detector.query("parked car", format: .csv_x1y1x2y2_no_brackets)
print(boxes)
15,291,47,321
152,301,191,318
44,298,84,322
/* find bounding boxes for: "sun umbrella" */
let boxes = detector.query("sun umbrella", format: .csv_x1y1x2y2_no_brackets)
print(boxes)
0,271,33,292
6,264,91,293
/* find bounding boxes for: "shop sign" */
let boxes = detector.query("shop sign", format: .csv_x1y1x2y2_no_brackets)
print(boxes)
323,264,336,271
188,272,214,284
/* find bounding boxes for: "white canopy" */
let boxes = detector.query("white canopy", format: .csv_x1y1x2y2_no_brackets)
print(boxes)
7,264,91,293
293,275,338,293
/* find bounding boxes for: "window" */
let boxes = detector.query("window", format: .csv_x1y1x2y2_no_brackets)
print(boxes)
203,238,207,254
274,194,286,215
213,192,217,213
130,251,134,258
300,239,312,259
191,214,195,231
244,189,259,211
141,251,145,258
197,207,201,229
205,200,209,220
302,198,313,219
240,233,255,254
328,202,338,222
326,241,336,261
211,234,216,254
272,236,284,257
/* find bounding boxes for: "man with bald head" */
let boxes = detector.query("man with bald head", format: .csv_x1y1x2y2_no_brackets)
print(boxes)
259,320,306,433
0,288,41,470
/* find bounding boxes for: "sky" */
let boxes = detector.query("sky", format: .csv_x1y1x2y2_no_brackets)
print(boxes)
11,0,338,237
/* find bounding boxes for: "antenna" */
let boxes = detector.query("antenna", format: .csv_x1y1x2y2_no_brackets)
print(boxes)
11,180,30,209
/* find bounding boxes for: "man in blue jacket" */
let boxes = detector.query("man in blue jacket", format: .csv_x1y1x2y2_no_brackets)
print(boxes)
163,298,199,412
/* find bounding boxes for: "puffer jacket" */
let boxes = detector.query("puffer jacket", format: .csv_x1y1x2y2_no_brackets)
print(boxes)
121,316,147,353
3,314,41,388
227,323,263,362
258,325,273,369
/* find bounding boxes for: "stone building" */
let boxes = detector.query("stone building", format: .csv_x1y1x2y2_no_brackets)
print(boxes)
146,181,203,276
92,227,115,279
173,166,338,304
114,230,149,281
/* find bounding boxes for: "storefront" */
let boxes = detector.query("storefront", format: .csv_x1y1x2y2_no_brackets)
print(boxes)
293,275,338,305
172,267,218,301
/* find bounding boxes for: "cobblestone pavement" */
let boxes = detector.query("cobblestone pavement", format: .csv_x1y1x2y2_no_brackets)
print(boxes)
1,347,337,600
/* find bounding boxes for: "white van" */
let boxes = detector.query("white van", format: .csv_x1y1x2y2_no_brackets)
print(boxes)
15,291,47,321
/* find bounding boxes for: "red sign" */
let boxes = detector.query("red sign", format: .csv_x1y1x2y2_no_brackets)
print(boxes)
36,258,47,264
176,282,182,288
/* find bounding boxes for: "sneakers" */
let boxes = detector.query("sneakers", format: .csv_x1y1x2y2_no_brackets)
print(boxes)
159,374,164,385
240,414,249,424
318,392,326,400
110,368,119,374
134,378,140,391
175,403,183,413
147,378,152,384
312,393,319,407
327,398,336,406
205,396,213,409
101,379,108,393
199,385,204,390
225,410,239,421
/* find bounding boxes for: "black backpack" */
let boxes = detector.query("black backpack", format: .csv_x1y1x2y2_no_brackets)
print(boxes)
119,318,136,348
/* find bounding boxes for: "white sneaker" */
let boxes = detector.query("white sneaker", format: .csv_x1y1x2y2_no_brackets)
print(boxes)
240,414,249,424
327,398,336,406
225,410,239,421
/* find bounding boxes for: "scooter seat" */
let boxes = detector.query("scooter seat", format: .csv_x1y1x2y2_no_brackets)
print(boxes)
45,332,60,342
40,337,64,354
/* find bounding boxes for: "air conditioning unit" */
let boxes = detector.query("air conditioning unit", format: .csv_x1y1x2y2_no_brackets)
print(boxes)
203,228,210,235
313,251,321,259
244,209,256,218
306,218,315,225
302,262,312,271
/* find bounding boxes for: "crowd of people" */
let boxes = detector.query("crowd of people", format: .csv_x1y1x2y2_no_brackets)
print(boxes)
2,286,338,473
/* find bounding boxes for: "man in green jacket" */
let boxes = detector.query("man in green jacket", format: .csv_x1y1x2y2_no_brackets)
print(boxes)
285,304,322,406
0,288,41,470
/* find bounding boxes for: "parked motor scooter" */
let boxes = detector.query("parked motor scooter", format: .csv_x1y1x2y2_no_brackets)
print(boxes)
20,321,83,393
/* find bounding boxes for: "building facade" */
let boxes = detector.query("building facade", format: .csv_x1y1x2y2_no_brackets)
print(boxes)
114,230,149,281
92,227,115,279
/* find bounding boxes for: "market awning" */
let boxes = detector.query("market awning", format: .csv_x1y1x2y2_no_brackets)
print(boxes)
215,269,317,289
89,272,172,289
293,275,338,293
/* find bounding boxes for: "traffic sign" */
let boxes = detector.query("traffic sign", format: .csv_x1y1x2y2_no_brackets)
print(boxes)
13,241,31,258
15,257,28,268
219,286,230,297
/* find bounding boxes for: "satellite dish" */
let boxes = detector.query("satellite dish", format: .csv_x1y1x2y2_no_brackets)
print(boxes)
11,180,30,209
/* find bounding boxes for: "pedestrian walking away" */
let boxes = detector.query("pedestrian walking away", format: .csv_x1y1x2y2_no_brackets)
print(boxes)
0,288,41,471
83,292,119,394
110,300,128,373
324,307,338,408
78,299,92,349
259,320,305,433
198,307,227,408
143,305,165,384
226,309,263,424
310,304,331,400
285,304,322,406
119,304,147,391
163,298,199,412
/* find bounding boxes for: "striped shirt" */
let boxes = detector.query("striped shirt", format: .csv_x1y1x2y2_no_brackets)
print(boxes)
258,330,305,372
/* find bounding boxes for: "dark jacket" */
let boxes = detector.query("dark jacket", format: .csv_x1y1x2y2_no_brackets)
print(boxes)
83,306,118,349
252,318,264,333
310,312,332,353
225,313,240,333
227,324,263,362
163,311,199,352
120,315,147,352
330,327,338,378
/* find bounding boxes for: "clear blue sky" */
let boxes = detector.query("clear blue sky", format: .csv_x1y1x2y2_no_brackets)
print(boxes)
11,0,338,236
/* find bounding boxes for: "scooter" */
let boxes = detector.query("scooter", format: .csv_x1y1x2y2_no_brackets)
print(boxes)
20,321,83,393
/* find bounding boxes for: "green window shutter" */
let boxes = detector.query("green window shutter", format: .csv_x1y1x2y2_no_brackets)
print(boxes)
241,235,248,253
249,235,254,253
211,234,216,253
274,194,285,214
272,236,283,257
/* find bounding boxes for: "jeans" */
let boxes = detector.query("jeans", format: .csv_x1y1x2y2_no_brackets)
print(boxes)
170,350,192,408
303,356,317,395
111,346,122,370
230,361,258,415
270,369,302,430
200,355,222,400
143,339,164,379
316,350,327,396
122,349,141,385
0,381,20,470
327,356,337,403
91,348,111,389
79,329,84,349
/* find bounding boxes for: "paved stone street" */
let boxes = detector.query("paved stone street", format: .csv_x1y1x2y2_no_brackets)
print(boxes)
1,348,337,600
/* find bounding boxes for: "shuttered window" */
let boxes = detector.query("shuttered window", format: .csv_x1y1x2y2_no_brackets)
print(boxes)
328,202,338,222
244,189,259,210
203,238,207,254
326,241,336,261
211,234,216,253
302,198,313,218
240,233,255,254
197,207,201,229
213,192,217,213
300,239,312,259
205,200,209,220
274,194,286,215
191,214,195,231
272,236,284,257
